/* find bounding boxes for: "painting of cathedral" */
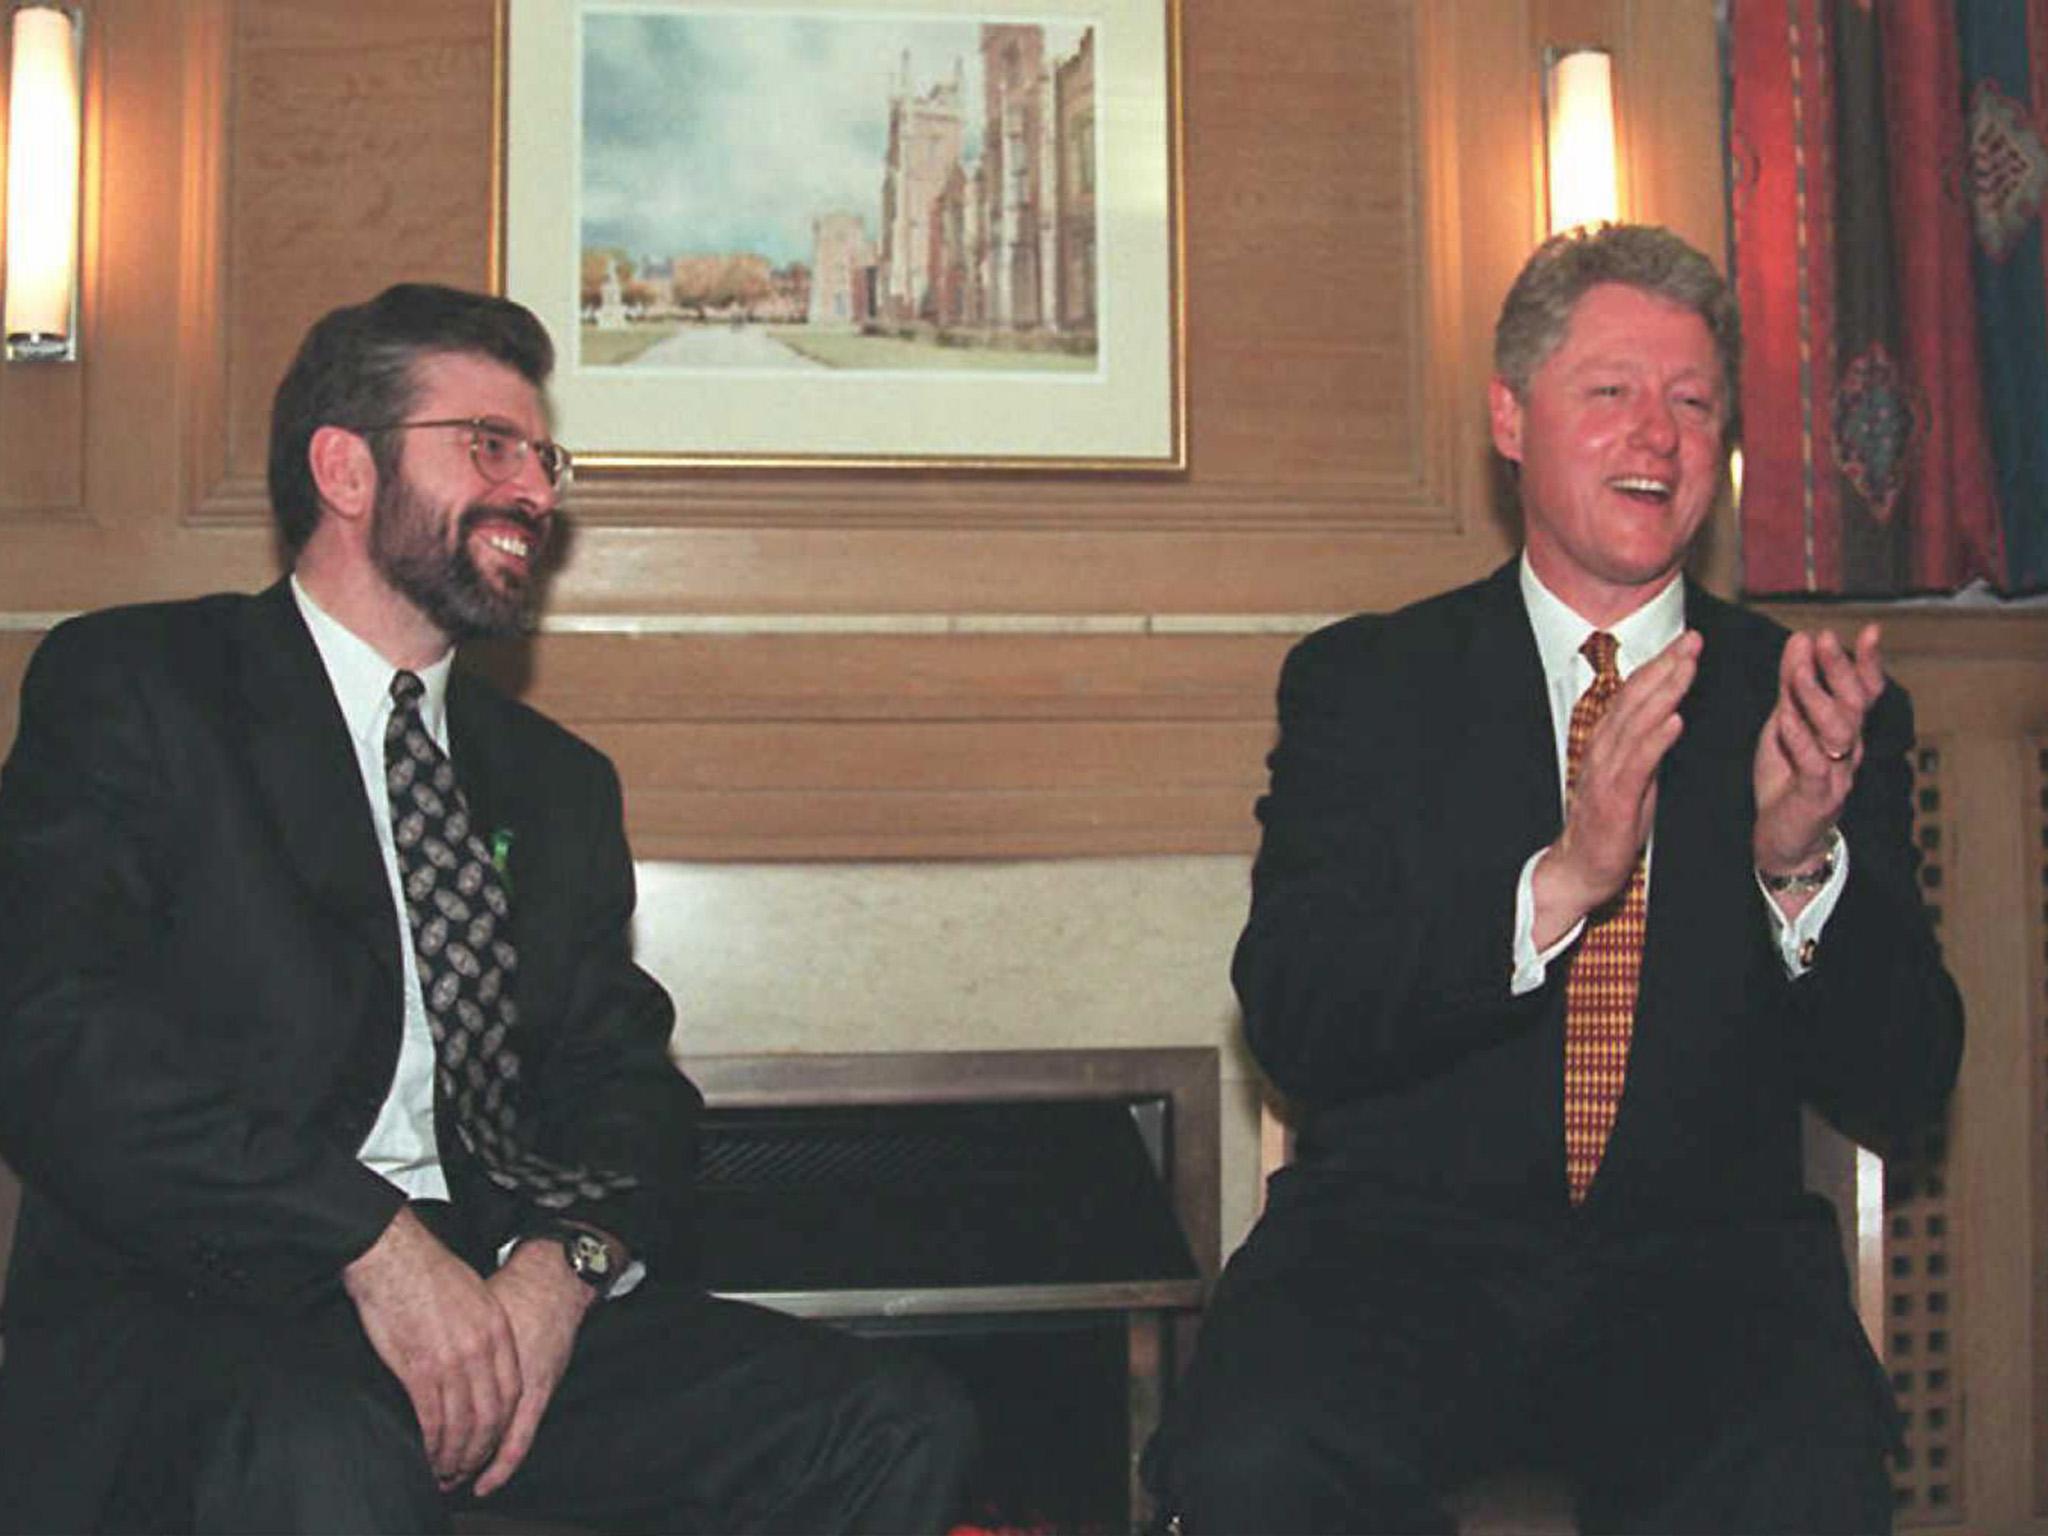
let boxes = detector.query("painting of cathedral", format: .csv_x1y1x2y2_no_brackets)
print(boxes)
502,0,1182,466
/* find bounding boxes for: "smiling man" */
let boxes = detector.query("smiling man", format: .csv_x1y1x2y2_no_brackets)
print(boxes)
0,284,974,1534
1144,225,1962,1533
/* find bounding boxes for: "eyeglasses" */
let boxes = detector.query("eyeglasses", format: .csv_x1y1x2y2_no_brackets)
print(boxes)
354,416,573,490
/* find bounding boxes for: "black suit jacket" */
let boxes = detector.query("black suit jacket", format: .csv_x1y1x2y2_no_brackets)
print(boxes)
1235,562,1961,1233
0,582,698,1525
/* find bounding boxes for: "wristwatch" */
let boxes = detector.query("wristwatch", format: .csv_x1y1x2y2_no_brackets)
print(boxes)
523,1221,620,1294
1758,829,1842,894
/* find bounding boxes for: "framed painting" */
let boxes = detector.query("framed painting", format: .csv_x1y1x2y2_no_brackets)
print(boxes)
497,0,1185,470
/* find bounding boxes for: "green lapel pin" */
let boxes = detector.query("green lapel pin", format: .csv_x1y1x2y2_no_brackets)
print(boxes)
489,827,515,893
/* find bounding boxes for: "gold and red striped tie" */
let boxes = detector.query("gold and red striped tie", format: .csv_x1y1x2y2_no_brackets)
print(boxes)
1561,631,1645,1203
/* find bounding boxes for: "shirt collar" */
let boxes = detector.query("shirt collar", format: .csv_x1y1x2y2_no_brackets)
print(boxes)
290,575,456,749
1518,556,1686,682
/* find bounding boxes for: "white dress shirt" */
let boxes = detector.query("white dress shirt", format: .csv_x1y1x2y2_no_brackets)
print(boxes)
292,580,647,1296
1509,558,1846,994
292,577,454,1201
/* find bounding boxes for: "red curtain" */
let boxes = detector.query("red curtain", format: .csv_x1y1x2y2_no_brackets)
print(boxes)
1730,0,2009,595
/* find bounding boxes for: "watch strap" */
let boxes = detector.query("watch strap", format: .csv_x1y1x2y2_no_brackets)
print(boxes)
1759,828,1842,894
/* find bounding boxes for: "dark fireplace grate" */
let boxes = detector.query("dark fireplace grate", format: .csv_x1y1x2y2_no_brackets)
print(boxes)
680,1052,1218,1533
693,1097,1200,1300
704,1124,1036,1189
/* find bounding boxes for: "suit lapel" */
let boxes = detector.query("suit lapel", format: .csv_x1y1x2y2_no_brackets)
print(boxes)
1640,583,1760,997
445,671,531,966
1599,582,1763,1189
238,582,401,982
1465,562,1564,851
446,671,510,867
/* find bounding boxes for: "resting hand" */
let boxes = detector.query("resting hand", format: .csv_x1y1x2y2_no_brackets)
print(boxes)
470,1236,598,1499
1531,630,1701,949
342,1206,522,1489
1753,624,1883,888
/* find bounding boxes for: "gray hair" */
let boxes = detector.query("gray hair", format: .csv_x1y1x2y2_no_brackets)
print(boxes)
1493,223,1741,440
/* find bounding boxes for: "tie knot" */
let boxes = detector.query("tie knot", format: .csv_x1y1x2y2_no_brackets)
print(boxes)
390,669,426,710
1580,631,1620,683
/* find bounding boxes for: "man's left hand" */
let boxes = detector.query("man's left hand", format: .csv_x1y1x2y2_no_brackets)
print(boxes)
1753,623,1885,888
469,1237,597,1499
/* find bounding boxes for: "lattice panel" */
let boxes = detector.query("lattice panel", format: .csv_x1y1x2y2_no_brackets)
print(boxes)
1887,741,1963,1525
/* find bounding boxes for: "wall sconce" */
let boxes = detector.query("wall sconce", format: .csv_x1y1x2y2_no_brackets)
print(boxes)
4,3,82,363
1543,44,1618,236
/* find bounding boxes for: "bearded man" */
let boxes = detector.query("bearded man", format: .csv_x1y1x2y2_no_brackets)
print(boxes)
0,284,975,1535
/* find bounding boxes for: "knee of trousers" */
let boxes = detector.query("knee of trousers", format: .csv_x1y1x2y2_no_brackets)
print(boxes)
847,1346,981,1483
1150,1390,1434,1531
1154,1405,1340,1508
192,1363,440,1533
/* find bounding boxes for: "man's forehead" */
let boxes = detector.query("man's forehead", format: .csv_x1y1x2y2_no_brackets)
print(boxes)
1550,285,1723,381
1553,339,1724,385
410,350,547,418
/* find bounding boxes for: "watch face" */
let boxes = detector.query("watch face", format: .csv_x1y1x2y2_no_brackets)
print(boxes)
567,1230,612,1280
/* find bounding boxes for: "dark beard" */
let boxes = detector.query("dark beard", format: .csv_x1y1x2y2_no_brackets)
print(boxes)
369,479,541,643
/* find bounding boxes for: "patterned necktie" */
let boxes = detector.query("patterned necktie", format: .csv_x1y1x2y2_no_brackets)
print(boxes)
1561,632,1646,1204
383,670,634,1209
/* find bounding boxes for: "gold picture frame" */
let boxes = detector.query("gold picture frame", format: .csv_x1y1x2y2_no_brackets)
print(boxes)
495,0,1185,472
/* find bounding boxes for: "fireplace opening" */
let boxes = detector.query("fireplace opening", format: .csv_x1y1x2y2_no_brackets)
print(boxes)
683,1049,1218,1534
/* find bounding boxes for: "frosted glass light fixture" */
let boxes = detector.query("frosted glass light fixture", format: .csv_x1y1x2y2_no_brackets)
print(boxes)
1544,45,1618,236
4,3,82,362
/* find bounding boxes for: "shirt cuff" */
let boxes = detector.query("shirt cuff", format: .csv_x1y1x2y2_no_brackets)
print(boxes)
605,1259,648,1299
1512,846,1584,996
1757,830,1850,977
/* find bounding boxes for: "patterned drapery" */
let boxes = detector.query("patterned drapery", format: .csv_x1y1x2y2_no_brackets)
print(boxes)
1729,0,2044,596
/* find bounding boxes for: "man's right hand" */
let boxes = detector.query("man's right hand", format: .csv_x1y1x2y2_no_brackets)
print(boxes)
1530,629,1701,950
342,1206,522,1489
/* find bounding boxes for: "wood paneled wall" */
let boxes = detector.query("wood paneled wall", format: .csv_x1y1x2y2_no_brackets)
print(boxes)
0,0,1726,859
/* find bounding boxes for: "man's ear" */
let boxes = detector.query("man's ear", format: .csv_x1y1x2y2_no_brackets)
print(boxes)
1487,376,1525,464
307,425,378,523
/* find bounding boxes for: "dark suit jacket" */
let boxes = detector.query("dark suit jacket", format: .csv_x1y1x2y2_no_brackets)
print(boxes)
1235,562,1961,1234
0,581,699,1528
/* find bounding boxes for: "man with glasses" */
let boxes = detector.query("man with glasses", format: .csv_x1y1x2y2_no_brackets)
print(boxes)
0,284,976,1534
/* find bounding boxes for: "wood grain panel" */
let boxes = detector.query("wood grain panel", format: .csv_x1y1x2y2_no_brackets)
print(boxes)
206,0,499,521
602,719,1268,793
494,627,1285,859
1181,0,1444,511
0,624,1286,861
619,786,1260,862
0,367,84,520
0,633,41,757
465,630,1294,722
9,608,2044,865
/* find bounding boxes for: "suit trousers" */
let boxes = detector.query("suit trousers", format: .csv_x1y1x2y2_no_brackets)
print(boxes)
1144,1179,1896,1535
88,1279,977,1535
